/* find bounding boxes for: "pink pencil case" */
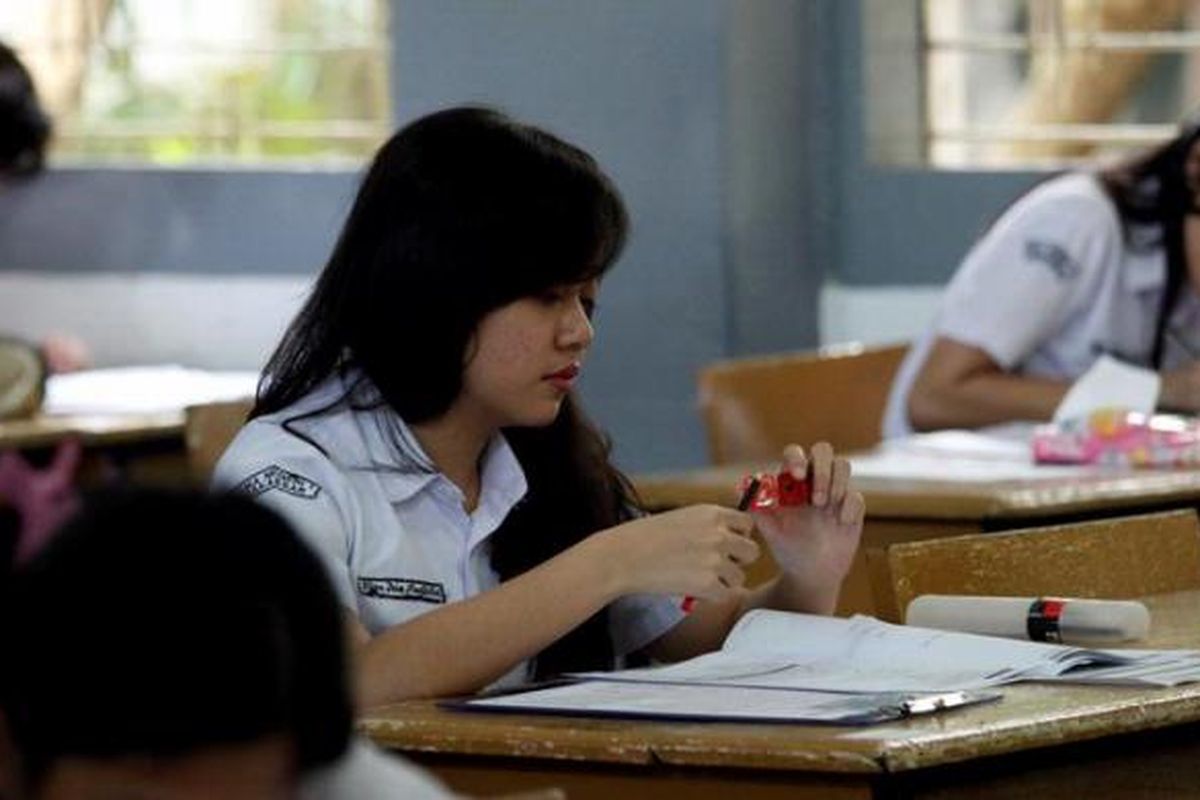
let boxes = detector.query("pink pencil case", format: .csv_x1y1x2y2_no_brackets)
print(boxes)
1032,408,1200,467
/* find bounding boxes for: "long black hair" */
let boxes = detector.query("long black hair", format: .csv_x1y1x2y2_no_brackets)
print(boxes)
0,41,51,176
254,106,637,677
1098,118,1200,367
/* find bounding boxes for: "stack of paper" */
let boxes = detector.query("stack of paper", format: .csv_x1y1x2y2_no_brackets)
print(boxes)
576,611,1200,692
456,611,1200,725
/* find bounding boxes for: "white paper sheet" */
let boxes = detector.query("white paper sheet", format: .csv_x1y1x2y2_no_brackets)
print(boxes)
1053,354,1160,423
43,366,258,416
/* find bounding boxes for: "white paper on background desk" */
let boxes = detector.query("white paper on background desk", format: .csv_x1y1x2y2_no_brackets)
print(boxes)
1052,354,1160,423
44,366,258,415
885,426,1034,460
851,427,1097,482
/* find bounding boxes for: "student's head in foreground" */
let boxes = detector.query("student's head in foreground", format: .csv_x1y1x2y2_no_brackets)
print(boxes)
0,489,352,800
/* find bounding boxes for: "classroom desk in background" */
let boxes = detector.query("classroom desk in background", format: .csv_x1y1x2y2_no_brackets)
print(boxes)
0,367,258,486
0,411,191,485
363,591,1200,800
632,459,1200,616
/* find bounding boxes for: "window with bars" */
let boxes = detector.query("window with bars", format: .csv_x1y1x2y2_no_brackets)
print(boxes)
0,0,391,167
923,0,1200,168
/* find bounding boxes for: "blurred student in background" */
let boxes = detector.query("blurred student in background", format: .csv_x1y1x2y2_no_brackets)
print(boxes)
885,118,1200,437
0,39,89,375
0,40,91,583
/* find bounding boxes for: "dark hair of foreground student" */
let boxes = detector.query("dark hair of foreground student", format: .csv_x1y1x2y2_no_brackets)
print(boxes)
253,106,635,678
0,489,352,794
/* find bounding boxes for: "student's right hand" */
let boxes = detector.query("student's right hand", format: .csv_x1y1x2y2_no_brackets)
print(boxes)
1159,362,1200,412
590,505,760,600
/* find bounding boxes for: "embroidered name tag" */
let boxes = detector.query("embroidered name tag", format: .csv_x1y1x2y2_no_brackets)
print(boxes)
236,465,322,500
1024,240,1081,281
357,577,447,604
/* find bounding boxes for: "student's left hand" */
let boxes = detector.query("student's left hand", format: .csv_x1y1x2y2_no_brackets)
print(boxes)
752,443,863,594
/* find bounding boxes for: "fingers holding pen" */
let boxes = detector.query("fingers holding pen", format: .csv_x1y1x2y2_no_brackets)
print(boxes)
719,506,756,536
600,504,761,599
721,528,761,566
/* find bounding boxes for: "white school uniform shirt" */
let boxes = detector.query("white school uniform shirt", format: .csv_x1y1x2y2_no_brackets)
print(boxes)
300,738,451,800
883,172,1200,438
213,371,684,688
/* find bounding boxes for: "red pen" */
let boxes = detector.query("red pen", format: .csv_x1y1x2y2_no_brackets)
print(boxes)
681,476,762,613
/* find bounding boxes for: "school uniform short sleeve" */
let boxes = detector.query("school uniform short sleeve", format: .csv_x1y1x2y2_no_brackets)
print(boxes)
882,173,1198,438
937,173,1121,370
213,420,360,610
213,372,685,688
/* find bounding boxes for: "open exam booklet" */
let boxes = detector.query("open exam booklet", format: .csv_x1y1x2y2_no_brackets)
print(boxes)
456,610,1200,724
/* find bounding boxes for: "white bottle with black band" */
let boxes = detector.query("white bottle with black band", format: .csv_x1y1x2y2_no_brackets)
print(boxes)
905,595,1151,645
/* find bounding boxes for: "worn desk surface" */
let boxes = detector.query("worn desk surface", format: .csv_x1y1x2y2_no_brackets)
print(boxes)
363,591,1200,799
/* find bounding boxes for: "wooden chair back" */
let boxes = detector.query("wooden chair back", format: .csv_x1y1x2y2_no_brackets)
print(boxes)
867,510,1200,623
184,398,254,484
696,342,907,464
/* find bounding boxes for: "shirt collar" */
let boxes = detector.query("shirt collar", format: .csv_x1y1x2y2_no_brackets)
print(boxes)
291,370,528,511
474,432,529,529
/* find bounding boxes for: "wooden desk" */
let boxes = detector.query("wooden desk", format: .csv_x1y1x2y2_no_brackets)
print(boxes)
633,461,1200,615
0,411,184,450
0,412,191,485
363,591,1200,799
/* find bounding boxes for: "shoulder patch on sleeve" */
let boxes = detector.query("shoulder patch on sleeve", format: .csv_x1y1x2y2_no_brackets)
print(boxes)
1024,239,1082,281
236,465,322,500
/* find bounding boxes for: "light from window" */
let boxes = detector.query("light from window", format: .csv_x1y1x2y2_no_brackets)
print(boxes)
0,0,391,167
924,0,1200,168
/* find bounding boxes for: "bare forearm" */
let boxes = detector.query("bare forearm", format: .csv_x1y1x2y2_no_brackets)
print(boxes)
356,536,618,706
909,371,1068,431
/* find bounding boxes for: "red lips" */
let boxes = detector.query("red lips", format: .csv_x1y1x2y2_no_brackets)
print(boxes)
546,363,581,381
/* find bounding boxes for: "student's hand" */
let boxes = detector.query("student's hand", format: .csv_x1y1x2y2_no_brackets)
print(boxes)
753,443,863,595
1159,362,1200,413
593,505,760,601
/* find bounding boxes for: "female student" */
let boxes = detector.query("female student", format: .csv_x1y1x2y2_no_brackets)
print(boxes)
884,119,1200,437
215,106,864,706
